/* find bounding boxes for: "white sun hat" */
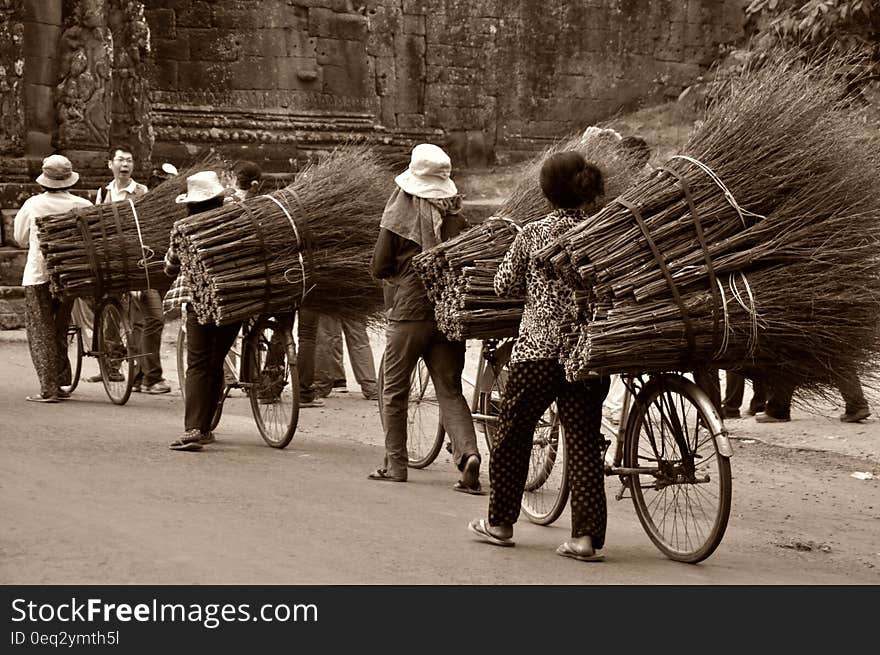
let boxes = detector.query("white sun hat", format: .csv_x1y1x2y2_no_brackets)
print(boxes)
175,171,228,204
36,154,80,188
394,143,458,199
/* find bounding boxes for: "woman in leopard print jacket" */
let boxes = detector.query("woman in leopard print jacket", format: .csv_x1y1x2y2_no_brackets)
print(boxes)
469,151,611,562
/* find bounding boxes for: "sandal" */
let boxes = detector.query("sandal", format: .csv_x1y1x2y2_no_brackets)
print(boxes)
366,468,406,483
26,395,59,403
453,480,486,495
468,518,514,547
556,542,605,562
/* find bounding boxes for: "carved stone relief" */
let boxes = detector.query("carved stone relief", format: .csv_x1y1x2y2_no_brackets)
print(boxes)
107,0,152,160
55,0,113,150
0,0,25,155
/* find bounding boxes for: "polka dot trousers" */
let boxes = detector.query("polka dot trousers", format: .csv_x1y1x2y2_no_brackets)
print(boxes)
488,359,610,547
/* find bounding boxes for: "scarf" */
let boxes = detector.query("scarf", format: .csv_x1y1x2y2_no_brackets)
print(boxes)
379,187,462,250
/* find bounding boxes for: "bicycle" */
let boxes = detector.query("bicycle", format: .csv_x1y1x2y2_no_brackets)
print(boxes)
63,293,139,405
175,309,300,448
385,338,734,563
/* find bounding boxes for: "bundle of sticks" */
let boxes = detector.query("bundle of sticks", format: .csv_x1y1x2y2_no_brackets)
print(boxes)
36,158,224,299
170,146,392,326
412,129,650,340
535,50,880,392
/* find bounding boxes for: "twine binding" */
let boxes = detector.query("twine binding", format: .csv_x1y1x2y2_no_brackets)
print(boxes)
261,193,311,304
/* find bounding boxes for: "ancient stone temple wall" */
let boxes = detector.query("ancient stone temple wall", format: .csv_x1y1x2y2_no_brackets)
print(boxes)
145,0,747,167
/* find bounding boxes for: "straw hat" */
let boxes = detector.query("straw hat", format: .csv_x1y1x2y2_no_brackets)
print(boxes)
36,154,80,188
175,171,227,204
394,143,457,199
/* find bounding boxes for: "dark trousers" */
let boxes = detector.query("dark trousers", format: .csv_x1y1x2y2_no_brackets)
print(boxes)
489,359,610,545
297,308,319,403
693,366,722,415
722,371,766,414
765,370,868,419
24,283,73,397
380,319,479,477
184,312,242,433
131,289,165,386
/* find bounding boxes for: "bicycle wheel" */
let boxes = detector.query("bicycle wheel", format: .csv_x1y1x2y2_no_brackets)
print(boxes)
482,345,568,526
242,316,299,448
378,355,446,469
95,297,135,405
623,374,732,563
176,321,187,403
61,326,83,395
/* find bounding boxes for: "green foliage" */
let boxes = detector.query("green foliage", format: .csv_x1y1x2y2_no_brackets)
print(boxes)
746,1,879,66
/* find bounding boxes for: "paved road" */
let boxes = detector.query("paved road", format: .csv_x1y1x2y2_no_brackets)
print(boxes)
1,330,879,584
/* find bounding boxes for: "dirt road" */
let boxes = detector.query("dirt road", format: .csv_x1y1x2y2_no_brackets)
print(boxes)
1,328,878,584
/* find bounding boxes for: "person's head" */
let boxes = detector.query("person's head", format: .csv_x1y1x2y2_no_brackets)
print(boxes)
175,171,228,215
539,151,604,209
394,143,457,199
107,144,135,184
36,154,80,192
619,135,651,169
232,160,263,200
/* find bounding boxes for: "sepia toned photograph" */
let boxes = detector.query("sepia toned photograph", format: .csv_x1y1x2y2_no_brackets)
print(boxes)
1,0,879,595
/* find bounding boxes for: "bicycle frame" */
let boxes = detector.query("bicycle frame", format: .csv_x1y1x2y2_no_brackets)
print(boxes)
605,373,732,496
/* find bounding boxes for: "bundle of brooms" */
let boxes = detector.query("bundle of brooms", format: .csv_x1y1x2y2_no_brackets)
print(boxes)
534,50,880,394
36,157,225,299
412,130,650,340
170,146,392,326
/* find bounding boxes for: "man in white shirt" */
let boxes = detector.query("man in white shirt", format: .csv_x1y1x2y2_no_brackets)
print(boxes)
79,144,171,393
14,155,93,402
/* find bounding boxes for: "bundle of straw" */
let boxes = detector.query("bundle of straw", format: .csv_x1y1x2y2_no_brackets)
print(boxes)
412,130,650,340
36,158,225,299
537,50,880,392
170,146,392,326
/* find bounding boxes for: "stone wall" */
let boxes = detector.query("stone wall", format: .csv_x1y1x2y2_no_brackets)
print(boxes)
146,0,748,168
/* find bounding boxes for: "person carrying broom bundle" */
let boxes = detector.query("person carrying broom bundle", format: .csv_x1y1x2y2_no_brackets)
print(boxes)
368,143,484,493
164,171,237,452
468,151,611,560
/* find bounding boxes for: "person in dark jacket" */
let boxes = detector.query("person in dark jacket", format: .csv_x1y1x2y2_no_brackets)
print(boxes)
368,144,483,493
165,172,237,451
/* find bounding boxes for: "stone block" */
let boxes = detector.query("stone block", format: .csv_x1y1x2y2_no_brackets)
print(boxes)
189,29,241,62
152,58,179,91
23,55,55,86
176,2,214,28
2,210,16,246
0,293,27,329
402,1,437,15
276,57,322,90
155,34,191,62
23,0,62,25
212,8,261,29
24,84,54,132
402,14,425,35
145,9,177,39
395,113,426,129
286,29,317,58
332,13,368,41
177,61,233,91
227,56,279,90
22,22,61,59
314,36,369,70
308,7,335,37
240,28,288,58
24,131,53,157
373,55,395,97
0,248,27,286
321,63,369,97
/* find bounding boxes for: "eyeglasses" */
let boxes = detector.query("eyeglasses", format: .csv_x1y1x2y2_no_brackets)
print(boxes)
113,156,134,163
